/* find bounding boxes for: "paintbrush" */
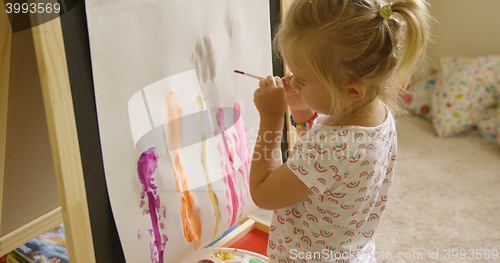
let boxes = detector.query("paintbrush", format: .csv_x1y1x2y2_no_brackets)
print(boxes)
234,70,265,80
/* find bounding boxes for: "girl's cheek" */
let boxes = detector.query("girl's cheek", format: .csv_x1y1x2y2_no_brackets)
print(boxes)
290,78,301,91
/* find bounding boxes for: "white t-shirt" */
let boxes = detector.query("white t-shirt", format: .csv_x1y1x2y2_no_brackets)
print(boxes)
268,111,397,263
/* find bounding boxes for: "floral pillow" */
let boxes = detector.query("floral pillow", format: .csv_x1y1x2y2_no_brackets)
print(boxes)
431,56,500,137
403,75,437,120
474,106,500,146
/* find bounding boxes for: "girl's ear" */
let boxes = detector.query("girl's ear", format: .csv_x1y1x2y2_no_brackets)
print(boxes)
346,83,367,102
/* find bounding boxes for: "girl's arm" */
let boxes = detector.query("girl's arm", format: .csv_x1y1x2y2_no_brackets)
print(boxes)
250,76,311,210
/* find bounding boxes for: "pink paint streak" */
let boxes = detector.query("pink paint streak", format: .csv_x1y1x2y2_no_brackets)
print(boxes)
233,103,251,197
215,108,239,226
214,104,252,226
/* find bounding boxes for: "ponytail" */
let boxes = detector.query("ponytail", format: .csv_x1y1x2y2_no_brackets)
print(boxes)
390,0,432,85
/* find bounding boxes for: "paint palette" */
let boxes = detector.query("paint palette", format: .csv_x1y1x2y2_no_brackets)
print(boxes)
183,247,269,263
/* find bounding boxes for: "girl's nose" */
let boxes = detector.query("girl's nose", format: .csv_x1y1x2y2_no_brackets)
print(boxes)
282,73,293,86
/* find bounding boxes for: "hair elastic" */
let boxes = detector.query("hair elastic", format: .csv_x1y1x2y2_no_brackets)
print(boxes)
290,112,319,128
379,3,393,19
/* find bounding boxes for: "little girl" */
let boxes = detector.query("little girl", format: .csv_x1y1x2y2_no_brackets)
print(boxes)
250,0,431,262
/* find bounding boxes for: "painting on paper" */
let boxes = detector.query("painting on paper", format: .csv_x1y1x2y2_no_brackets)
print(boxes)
85,0,272,262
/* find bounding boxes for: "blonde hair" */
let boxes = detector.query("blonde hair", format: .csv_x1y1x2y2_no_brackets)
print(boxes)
275,0,432,123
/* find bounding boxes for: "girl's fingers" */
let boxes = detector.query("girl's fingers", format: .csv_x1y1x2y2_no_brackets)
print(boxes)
259,75,285,90
254,87,261,97
260,75,276,89
275,76,283,87
266,75,276,87
259,78,268,89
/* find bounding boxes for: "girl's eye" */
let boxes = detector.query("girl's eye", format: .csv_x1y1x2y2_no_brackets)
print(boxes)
291,75,306,87
294,78,305,86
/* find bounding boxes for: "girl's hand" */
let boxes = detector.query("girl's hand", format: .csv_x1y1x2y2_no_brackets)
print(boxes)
254,75,287,122
282,73,310,112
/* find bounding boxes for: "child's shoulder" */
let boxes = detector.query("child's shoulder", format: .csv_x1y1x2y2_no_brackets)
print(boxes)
304,110,396,144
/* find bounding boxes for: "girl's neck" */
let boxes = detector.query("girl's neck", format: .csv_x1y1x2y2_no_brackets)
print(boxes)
321,98,387,127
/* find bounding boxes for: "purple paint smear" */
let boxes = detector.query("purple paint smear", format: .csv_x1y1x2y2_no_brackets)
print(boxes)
214,103,251,227
138,147,167,263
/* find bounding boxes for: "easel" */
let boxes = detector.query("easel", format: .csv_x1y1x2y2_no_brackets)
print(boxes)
1,0,296,262
0,4,95,262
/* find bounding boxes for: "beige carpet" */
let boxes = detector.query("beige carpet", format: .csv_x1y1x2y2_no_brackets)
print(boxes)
252,115,500,262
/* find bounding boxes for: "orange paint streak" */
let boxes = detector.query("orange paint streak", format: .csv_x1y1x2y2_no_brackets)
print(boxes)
174,154,202,250
165,91,202,250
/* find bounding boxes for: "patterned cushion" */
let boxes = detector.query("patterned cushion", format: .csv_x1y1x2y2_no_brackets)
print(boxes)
431,56,500,137
404,76,437,120
474,106,500,147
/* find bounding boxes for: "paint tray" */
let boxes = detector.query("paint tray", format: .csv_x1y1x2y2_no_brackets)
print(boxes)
183,247,269,263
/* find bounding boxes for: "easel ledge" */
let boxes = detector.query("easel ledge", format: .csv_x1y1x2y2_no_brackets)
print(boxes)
0,208,62,256
211,215,270,248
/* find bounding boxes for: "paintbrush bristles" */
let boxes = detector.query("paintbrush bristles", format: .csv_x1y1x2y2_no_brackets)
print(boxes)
234,70,264,80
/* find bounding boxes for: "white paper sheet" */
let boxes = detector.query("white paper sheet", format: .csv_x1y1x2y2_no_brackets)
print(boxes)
85,1,272,262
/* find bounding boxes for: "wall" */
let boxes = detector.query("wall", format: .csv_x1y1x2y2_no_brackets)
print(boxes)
425,0,500,72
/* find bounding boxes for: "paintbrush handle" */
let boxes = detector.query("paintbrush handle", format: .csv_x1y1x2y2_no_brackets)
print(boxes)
234,70,265,80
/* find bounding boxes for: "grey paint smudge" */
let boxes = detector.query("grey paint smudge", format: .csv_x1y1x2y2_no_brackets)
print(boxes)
225,12,240,39
192,37,217,83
